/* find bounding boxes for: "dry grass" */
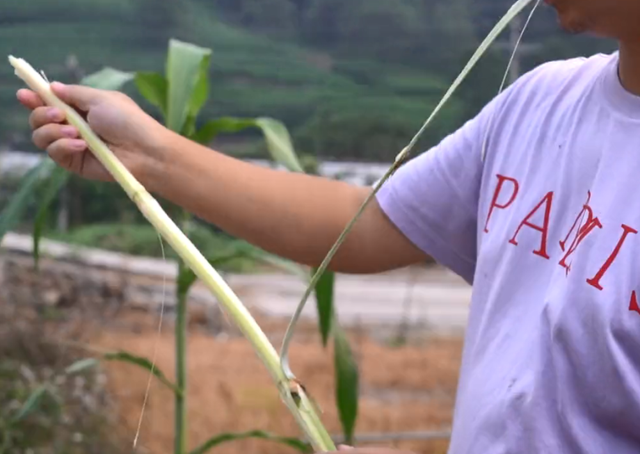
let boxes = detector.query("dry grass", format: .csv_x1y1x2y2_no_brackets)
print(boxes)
0,303,132,454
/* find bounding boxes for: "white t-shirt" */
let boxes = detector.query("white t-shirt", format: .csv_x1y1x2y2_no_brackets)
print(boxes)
376,51,640,453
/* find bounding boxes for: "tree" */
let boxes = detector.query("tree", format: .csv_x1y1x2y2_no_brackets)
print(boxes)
135,0,186,46
214,0,296,37
337,0,423,62
300,0,343,48
421,0,478,75
303,0,423,62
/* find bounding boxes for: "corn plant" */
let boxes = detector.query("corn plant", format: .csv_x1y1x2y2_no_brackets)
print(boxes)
2,1,537,451
2,39,359,453
109,38,359,451
6,53,336,452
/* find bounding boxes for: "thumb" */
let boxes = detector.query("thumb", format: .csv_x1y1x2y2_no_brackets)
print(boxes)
50,82,105,111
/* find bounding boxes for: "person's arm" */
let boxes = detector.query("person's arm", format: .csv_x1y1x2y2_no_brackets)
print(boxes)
148,132,426,274
17,83,428,275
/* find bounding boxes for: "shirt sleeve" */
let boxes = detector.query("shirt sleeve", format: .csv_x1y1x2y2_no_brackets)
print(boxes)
375,95,502,284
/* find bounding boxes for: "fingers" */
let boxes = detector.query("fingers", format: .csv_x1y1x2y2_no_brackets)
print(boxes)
18,82,109,114
50,81,106,111
32,123,79,149
29,106,65,130
47,140,110,182
16,89,44,110
47,138,88,162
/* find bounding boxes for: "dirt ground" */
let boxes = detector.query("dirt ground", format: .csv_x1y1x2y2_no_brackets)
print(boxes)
89,310,464,454
0,251,467,454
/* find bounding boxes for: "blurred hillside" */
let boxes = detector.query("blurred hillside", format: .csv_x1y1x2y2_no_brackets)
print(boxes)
0,0,616,161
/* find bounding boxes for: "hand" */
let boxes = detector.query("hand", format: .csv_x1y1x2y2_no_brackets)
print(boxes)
17,82,169,188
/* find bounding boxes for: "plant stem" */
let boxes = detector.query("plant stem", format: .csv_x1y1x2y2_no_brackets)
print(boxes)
175,287,188,454
278,0,536,370
175,212,192,454
9,56,335,453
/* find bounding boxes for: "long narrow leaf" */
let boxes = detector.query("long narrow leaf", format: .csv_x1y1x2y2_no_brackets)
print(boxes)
32,166,70,268
165,39,212,134
188,430,312,454
254,117,305,173
333,325,359,445
11,386,48,423
134,72,168,116
211,239,310,280
182,56,211,138
65,358,100,374
80,67,134,90
314,269,335,347
103,351,181,396
0,158,55,242
187,54,211,122
280,0,536,383
254,253,310,281
192,117,257,145
175,246,263,323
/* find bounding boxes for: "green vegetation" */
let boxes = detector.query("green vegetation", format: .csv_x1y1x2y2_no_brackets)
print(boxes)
2,37,357,453
0,316,129,453
1,0,616,160
49,223,259,272
0,2,620,452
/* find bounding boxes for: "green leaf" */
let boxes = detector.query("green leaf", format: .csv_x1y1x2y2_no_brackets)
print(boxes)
103,351,181,396
180,50,211,138
32,167,70,268
65,358,100,374
80,67,134,90
187,53,212,121
188,430,312,454
254,117,305,173
175,245,269,302
182,115,198,139
333,325,359,445
177,261,198,305
314,269,335,347
0,158,55,242
176,248,251,308
11,386,48,423
203,239,310,280
134,72,168,116
254,253,310,281
165,39,212,134
66,352,178,395
192,117,257,145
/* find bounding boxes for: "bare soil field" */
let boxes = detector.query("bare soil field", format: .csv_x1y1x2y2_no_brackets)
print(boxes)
90,310,464,454
0,248,466,454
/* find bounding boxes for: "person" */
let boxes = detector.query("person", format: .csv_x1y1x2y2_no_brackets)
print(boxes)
15,0,640,452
